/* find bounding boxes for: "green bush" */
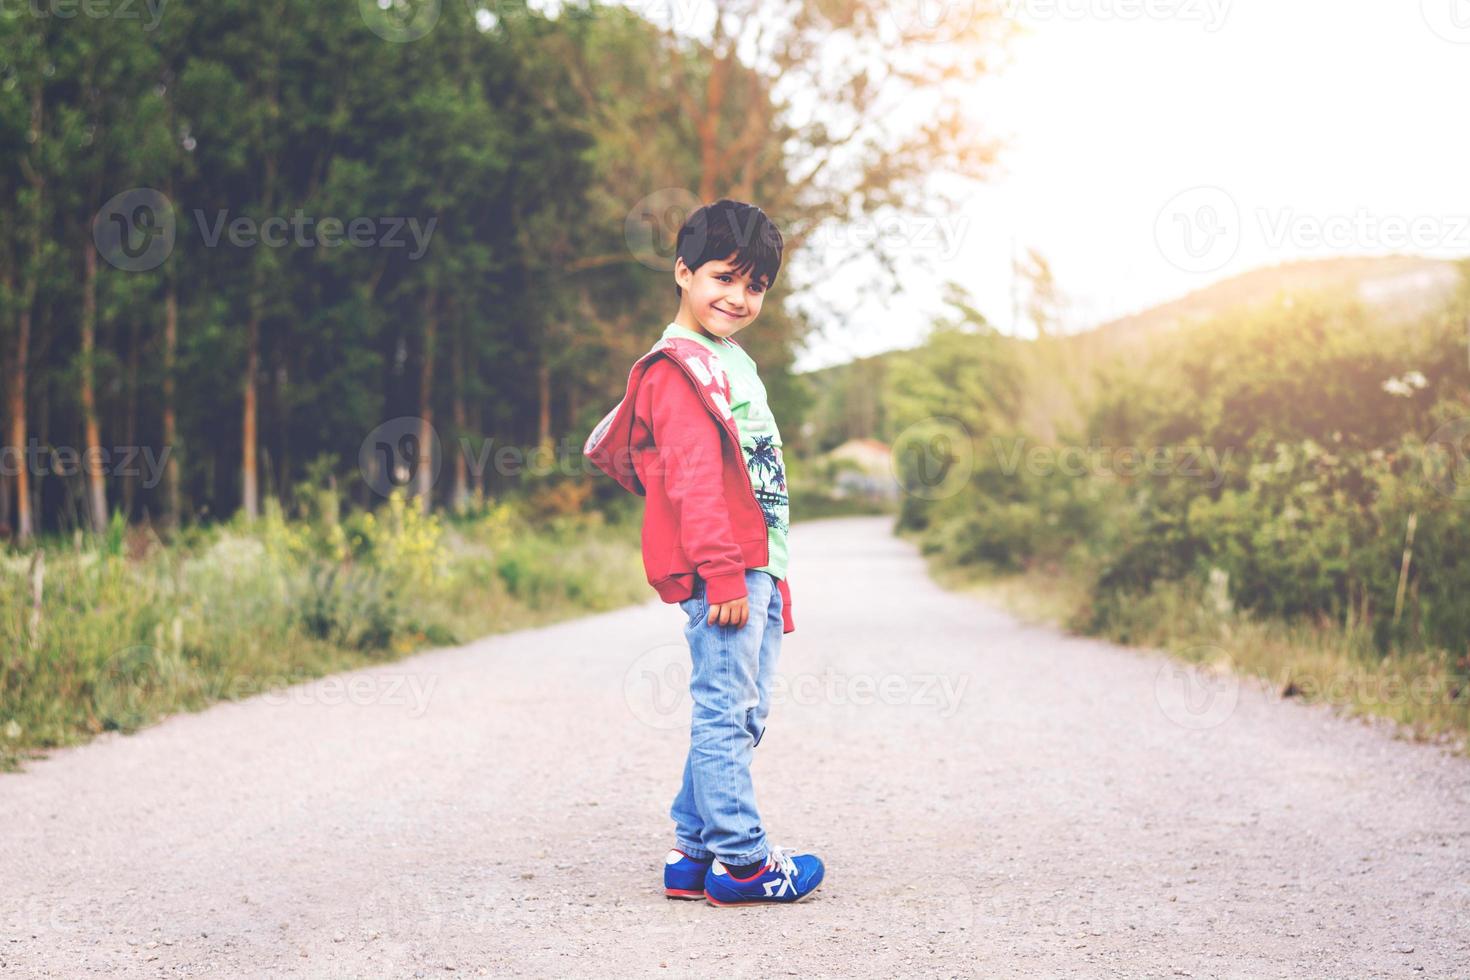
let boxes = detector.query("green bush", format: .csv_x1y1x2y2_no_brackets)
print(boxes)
905,269,1470,661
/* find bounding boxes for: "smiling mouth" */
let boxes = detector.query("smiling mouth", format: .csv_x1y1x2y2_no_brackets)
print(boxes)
714,307,744,319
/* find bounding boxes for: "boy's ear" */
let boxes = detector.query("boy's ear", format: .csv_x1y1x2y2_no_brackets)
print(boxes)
674,256,695,295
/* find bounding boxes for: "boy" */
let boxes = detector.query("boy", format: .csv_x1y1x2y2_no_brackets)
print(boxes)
582,199,825,906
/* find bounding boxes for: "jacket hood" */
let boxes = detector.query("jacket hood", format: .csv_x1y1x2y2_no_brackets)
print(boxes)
582,336,734,496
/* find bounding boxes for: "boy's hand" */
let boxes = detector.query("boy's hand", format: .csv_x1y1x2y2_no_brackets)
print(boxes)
707,596,749,629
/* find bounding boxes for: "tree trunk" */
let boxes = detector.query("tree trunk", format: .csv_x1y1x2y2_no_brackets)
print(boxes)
416,286,438,515
10,81,44,545
694,22,733,201
241,296,260,521
242,43,280,524
80,242,108,532
450,314,469,513
5,316,29,543
0,390,9,534
537,357,551,452
159,82,182,529
123,313,140,520
162,280,180,527
472,391,486,502
270,341,288,509
33,364,48,536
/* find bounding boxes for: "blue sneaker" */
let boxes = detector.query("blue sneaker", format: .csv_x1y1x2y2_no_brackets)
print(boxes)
704,846,825,906
664,848,713,899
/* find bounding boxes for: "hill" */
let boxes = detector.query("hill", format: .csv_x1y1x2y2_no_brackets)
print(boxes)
793,255,1467,453
1084,255,1461,350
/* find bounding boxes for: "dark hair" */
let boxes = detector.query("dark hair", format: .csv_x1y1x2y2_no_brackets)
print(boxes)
674,198,784,299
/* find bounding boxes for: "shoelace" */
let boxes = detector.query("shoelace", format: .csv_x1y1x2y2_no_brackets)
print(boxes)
765,845,799,880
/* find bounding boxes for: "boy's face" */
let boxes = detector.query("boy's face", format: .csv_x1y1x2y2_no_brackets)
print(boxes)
673,252,769,342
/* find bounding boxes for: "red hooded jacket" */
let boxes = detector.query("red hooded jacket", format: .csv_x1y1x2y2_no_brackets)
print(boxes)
582,335,794,634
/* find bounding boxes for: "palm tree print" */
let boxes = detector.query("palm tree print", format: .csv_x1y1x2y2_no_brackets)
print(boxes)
747,435,785,490
745,434,788,533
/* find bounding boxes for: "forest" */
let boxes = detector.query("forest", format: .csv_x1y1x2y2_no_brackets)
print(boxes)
1,0,998,541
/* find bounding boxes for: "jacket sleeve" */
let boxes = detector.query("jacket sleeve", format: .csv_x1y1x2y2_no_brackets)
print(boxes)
637,358,748,605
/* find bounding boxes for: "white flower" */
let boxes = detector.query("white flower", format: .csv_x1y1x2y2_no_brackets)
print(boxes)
1381,371,1428,397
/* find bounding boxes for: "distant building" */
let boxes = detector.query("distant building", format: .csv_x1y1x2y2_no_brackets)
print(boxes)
824,438,901,501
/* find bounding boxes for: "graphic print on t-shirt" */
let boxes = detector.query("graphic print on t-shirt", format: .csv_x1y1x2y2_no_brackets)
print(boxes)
745,434,788,534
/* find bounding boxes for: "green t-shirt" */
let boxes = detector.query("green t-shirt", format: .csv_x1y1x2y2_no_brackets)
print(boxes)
660,321,789,580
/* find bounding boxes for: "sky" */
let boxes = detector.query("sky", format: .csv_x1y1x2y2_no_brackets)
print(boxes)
788,0,1470,371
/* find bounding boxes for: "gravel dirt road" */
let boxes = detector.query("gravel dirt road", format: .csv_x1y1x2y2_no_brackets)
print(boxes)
3,515,1468,978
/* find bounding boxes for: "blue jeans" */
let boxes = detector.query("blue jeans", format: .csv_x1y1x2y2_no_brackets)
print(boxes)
670,569,783,866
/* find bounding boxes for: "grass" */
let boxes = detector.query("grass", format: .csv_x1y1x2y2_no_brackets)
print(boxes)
900,527,1470,759
0,489,648,772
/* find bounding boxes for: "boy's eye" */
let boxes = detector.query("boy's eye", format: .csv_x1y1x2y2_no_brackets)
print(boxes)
718,273,764,293
719,275,764,291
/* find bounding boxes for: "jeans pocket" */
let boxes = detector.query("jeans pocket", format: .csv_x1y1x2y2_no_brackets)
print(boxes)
680,582,707,628
747,708,767,748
